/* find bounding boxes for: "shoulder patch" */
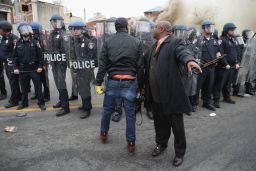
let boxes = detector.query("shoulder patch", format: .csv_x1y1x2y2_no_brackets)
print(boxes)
88,42,95,49
63,35,69,41
218,40,222,45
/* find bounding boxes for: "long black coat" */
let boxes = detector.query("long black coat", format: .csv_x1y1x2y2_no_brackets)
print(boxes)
144,36,195,114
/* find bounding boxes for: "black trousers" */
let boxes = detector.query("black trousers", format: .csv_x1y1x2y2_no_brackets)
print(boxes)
0,61,7,95
31,66,50,99
5,64,21,104
195,67,215,105
213,68,236,102
19,72,44,106
81,96,92,111
41,66,50,98
52,63,69,108
152,102,186,157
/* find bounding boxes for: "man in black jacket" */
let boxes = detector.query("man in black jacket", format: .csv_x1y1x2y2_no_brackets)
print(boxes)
144,21,201,167
95,17,144,154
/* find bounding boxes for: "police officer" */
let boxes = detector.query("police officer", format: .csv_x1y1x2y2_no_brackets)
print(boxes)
0,21,21,107
0,23,7,100
13,23,46,111
232,34,245,97
242,29,255,95
68,21,97,119
195,20,221,111
47,14,70,116
135,17,155,120
213,23,240,108
185,26,201,112
31,22,50,102
173,24,187,40
173,24,195,114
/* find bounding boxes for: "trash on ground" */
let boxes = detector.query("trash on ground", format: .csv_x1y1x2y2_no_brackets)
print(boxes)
209,113,217,117
4,126,17,133
16,112,27,117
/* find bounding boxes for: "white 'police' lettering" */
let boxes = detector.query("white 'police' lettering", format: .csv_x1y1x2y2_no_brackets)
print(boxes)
44,53,67,62
69,60,95,69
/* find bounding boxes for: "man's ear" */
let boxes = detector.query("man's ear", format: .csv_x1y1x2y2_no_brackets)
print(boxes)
159,27,165,33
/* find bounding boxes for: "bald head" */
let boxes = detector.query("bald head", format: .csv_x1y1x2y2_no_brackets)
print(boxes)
152,20,172,40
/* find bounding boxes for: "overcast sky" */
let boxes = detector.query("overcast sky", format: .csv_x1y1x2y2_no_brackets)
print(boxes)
41,0,168,20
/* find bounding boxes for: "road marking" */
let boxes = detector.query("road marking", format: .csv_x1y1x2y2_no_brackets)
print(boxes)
0,102,103,113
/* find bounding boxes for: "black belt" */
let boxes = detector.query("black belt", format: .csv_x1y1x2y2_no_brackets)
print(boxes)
20,62,36,66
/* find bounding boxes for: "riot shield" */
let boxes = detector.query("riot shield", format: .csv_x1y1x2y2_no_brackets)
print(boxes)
45,28,70,90
236,37,256,89
68,35,96,99
96,18,116,63
173,25,188,40
135,19,155,55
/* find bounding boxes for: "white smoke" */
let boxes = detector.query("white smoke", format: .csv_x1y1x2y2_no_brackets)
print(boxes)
157,0,256,33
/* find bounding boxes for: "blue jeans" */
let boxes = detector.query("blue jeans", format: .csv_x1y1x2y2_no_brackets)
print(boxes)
101,79,137,142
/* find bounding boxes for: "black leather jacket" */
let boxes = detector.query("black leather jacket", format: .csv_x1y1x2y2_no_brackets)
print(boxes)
96,31,144,89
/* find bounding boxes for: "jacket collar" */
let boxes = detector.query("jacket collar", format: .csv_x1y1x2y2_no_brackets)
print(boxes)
163,35,172,43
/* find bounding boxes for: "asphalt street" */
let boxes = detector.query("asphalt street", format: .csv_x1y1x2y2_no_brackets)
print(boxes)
0,69,256,171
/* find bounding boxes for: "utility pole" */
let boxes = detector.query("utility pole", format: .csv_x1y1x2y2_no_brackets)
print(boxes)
84,8,86,22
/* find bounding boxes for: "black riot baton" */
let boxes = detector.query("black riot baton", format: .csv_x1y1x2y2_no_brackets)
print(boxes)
201,54,227,69
192,54,227,75
11,70,38,74
222,66,243,69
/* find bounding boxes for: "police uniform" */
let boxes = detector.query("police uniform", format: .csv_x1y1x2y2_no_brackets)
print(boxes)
69,34,97,117
48,29,70,112
213,36,240,103
185,39,201,111
13,37,45,108
0,33,21,107
37,35,50,100
195,36,220,107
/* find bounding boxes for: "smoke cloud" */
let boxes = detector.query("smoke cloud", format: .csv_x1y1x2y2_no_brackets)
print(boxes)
157,0,256,33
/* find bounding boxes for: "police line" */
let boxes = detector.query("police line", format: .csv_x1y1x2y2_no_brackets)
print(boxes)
44,53,96,69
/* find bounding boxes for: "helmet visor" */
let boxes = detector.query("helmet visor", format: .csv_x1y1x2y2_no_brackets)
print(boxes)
51,20,64,29
19,25,33,35
246,31,255,39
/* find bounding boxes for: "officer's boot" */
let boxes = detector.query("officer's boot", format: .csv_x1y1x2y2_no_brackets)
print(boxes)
80,98,91,119
245,82,255,95
68,93,78,101
53,101,61,108
56,106,70,117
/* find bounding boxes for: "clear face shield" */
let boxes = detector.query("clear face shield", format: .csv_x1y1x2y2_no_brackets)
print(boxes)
135,21,151,40
69,27,84,37
246,31,255,39
51,19,64,29
174,29,187,39
86,28,96,37
204,24,215,34
235,36,245,45
104,22,116,35
18,25,33,37
186,29,198,42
